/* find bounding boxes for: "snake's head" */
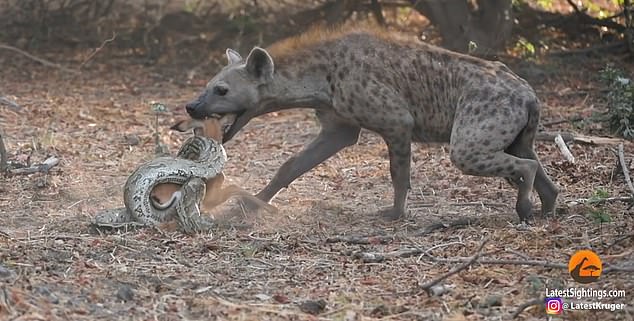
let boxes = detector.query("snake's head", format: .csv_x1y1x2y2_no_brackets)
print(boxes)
184,47,275,143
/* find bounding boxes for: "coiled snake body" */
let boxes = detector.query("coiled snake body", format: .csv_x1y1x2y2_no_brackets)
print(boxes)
92,136,226,233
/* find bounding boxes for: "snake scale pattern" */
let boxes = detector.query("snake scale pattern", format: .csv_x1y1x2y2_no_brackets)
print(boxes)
92,135,226,233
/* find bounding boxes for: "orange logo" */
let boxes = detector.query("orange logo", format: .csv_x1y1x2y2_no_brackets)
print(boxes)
568,249,602,284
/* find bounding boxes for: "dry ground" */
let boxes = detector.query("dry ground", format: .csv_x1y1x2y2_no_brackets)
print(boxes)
1,46,633,321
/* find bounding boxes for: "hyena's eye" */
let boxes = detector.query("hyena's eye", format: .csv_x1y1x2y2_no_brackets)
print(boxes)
213,85,229,96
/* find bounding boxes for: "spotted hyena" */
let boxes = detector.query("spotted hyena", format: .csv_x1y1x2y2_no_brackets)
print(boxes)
184,27,559,222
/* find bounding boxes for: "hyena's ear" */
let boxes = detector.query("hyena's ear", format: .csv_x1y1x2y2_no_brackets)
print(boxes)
226,48,242,65
245,47,274,81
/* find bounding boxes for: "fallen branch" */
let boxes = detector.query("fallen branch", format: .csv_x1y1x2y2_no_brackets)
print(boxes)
411,218,476,237
349,246,632,273
606,232,634,250
419,238,489,295
409,202,508,208
0,44,80,74
567,196,633,206
0,96,21,111
79,32,117,69
536,131,623,145
352,247,422,263
542,116,583,126
548,42,626,56
326,235,394,245
564,0,625,32
428,256,632,273
618,143,634,197
555,133,575,163
8,157,59,175
603,265,634,273
511,297,544,319
426,256,568,270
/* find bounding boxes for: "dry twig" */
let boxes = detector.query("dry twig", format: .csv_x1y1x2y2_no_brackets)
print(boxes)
0,96,21,111
419,237,489,295
8,157,59,175
618,143,634,197
79,32,117,69
606,232,634,250
536,131,622,145
567,196,633,205
0,44,80,74
542,116,583,126
548,42,626,56
555,133,575,163
412,218,476,237
426,256,568,269
326,235,394,245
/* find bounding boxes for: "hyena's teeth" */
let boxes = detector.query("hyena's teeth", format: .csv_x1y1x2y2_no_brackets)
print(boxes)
210,113,223,119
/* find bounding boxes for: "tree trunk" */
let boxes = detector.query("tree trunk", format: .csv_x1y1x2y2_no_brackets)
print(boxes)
411,0,513,55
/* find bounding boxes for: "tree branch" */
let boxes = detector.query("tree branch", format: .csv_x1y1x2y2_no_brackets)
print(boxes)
369,0,386,26
618,143,634,197
0,96,21,112
565,0,625,32
0,44,80,74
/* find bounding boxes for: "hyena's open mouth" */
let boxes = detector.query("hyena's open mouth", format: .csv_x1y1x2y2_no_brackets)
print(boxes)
211,110,251,143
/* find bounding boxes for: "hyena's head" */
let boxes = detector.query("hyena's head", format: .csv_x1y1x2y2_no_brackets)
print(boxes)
185,47,274,143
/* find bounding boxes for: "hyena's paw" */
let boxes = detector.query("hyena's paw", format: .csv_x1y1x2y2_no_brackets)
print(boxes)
378,207,406,221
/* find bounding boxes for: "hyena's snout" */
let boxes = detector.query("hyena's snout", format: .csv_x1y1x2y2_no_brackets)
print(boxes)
185,93,208,119
185,101,203,119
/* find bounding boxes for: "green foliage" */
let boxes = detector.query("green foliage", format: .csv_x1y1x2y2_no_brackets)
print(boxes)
592,188,610,200
150,101,169,156
586,188,612,224
589,209,612,223
587,187,610,203
513,37,536,58
150,102,167,113
536,0,553,10
598,65,634,140
228,14,256,34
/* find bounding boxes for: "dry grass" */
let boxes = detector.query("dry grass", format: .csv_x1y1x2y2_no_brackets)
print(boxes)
0,46,633,321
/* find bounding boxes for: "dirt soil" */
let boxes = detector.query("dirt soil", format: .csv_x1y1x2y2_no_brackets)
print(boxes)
1,43,633,320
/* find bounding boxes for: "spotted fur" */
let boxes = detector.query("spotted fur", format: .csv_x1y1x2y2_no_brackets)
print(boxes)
185,26,559,222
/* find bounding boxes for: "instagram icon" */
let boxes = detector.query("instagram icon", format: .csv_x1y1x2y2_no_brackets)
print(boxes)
545,297,563,315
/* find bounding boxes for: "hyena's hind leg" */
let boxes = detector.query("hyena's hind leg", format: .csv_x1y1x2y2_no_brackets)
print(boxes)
449,100,542,222
504,130,559,216
452,149,539,222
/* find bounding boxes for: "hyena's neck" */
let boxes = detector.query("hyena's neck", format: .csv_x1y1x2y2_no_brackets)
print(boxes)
259,53,333,112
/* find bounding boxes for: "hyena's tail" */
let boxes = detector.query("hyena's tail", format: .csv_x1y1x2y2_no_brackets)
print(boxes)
508,96,540,155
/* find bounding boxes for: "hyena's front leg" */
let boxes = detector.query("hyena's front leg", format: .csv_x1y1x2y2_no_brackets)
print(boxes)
257,111,361,202
380,135,412,220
